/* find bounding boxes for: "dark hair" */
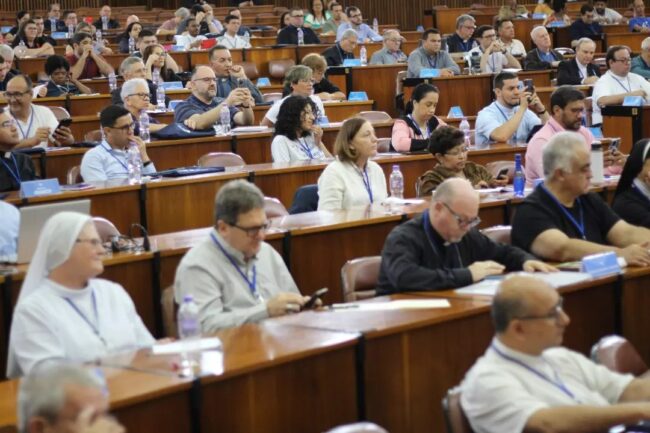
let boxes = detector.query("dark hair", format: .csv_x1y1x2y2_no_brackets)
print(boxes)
580,4,594,14
16,11,28,23
329,1,341,10
494,71,518,89
14,19,37,47
550,86,585,111
45,55,70,75
100,105,131,128
72,32,92,46
309,0,326,17
279,12,290,29
224,14,239,24
190,5,205,15
405,83,439,114
496,18,513,31
606,44,630,67
119,21,142,42
491,290,530,333
138,29,155,40
208,44,229,60
289,6,304,14
142,44,173,80
345,6,360,15
475,25,493,39
428,126,465,155
615,139,650,198
274,96,318,140
552,0,566,13
64,10,75,19
422,28,440,40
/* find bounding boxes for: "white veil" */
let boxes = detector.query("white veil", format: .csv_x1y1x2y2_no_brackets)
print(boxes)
7,211,91,377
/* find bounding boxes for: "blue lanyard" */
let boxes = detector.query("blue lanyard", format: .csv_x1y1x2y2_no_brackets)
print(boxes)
0,153,22,186
100,142,129,174
13,108,35,140
426,53,438,68
210,232,260,301
459,39,471,52
493,102,512,123
407,114,430,139
540,184,586,240
297,138,314,159
611,74,631,93
353,163,373,203
491,343,578,401
63,290,107,345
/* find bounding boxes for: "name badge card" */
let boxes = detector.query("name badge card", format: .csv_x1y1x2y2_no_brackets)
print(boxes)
447,106,465,118
581,251,622,278
419,68,440,78
623,96,644,106
348,91,368,101
160,81,183,90
342,59,362,67
257,77,271,86
20,178,61,198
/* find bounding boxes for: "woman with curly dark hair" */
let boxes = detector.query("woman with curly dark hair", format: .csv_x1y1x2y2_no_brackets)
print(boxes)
142,43,182,83
271,95,332,162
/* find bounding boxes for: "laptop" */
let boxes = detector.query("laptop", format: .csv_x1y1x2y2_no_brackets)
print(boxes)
16,199,91,264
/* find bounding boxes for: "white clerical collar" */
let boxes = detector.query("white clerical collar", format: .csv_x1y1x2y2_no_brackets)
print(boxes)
634,178,650,201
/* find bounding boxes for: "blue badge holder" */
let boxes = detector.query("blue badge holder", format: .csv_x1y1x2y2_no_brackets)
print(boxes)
51,32,68,39
589,127,604,139
532,13,547,19
168,100,182,110
547,21,566,27
171,45,185,52
419,68,440,78
317,116,330,126
348,91,368,101
623,96,644,106
342,59,362,67
416,25,424,32
20,178,61,198
0,26,12,34
160,81,183,90
257,77,271,86
581,251,622,278
447,106,464,118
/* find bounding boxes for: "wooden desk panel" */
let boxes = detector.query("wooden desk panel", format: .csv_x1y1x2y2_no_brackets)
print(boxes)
602,106,650,155
252,100,374,125
245,47,298,81
514,19,546,51
604,32,646,52
518,69,553,88
189,48,244,69
349,64,408,117
622,268,650,363
403,75,493,118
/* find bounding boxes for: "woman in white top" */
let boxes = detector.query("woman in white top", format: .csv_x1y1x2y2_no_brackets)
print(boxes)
317,118,388,210
271,95,332,162
7,211,154,378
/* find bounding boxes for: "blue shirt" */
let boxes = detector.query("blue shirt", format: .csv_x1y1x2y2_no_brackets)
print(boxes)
80,140,157,182
174,94,239,127
336,22,383,42
475,101,542,146
0,201,19,262
629,16,650,31
631,55,650,79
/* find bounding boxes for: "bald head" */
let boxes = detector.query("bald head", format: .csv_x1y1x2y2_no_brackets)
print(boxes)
493,275,554,332
433,178,479,207
430,178,480,243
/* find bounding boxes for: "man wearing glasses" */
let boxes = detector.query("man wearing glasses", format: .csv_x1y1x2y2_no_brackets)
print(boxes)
80,105,156,182
376,178,552,294
446,14,478,53
175,180,311,332
0,107,37,192
174,65,254,130
6,74,74,149
111,57,167,107
335,6,382,43
512,132,650,265
591,45,650,127
462,274,650,433
467,25,521,74
121,78,167,136
369,29,407,64
276,6,321,45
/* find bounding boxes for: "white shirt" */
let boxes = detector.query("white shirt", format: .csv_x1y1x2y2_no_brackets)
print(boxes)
594,7,624,24
460,338,633,433
468,45,509,74
174,34,206,49
264,95,326,124
271,134,327,162
217,33,251,49
591,70,650,125
317,159,388,210
500,38,526,57
80,140,157,182
7,278,155,378
0,201,19,262
11,104,58,149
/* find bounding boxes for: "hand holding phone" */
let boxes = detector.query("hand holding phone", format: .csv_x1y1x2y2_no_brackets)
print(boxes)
303,288,328,309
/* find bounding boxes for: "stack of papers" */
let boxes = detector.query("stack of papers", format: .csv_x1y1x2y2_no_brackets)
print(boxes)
152,337,222,355
455,272,592,296
331,299,450,311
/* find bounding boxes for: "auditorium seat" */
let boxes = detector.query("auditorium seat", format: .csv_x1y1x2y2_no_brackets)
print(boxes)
325,422,388,433
264,196,289,218
85,129,103,143
263,92,283,103
442,387,475,433
268,58,296,81
240,61,260,80
358,111,392,123
48,106,71,121
485,160,516,182
66,165,82,185
93,217,121,242
161,286,178,338
377,137,391,153
591,335,648,376
340,256,380,302
480,225,512,245
197,152,246,168
288,184,319,214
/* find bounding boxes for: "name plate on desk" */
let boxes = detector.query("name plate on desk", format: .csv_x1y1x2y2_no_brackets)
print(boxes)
581,251,622,278
419,68,440,78
20,178,61,198
160,81,183,90
589,127,604,139
623,96,644,107
257,77,271,86
532,13,547,19
348,91,368,101
547,21,566,27
342,59,362,67
51,32,68,39
170,45,185,51
447,106,464,118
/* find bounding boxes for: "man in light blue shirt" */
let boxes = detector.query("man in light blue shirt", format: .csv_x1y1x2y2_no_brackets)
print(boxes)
0,201,19,262
475,72,549,146
336,6,382,43
407,28,460,78
80,105,156,182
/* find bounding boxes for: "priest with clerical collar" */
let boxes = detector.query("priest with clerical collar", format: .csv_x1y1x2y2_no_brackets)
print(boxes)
0,107,36,192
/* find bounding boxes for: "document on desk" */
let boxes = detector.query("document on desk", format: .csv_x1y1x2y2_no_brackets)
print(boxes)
152,337,222,355
331,299,450,311
455,272,593,296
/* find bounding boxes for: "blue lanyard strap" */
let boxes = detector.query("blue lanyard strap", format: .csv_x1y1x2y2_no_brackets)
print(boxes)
298,138,314,159
210,232,260,301
101,142,129,174
407,114,430,139
13,108,35,140
427,53,438,68
63,290,107,345
611,74,632,93
540,184,586,240
491,343,578,401
494,102,512,123
353,163,373,204
0,153,22,186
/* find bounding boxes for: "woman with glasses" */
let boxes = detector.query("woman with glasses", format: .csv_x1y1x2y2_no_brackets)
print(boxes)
7,211,155,378
370,30,408,65
11,19,55,58
317,117,388,210
117,21,142,54
40,55,92,97
418,126,506,196
143,44,182,83
271,95,331,162
121,78,167,135
391,83,446,152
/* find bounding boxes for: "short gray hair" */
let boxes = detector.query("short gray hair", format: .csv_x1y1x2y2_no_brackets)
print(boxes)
642,36,650,51
0,44,14,61
175,7,190,19
119,56,144,76
283,65,312,86
456,14,475,29
575,37,596,51
18,364,103,433
530,25,547,40
542,131,586,179
120,78,149,103
214,180,264,225
341,28,358,41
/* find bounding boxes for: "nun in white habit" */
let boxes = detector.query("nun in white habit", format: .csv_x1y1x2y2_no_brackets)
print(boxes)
7,211,154,378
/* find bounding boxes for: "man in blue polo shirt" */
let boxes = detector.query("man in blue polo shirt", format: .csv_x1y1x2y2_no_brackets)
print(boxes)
174,66,254,131
630,0,650,32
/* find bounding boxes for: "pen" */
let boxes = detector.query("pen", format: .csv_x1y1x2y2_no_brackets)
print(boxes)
330,303,361,310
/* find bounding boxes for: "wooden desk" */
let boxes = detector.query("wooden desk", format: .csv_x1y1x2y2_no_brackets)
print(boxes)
602,105,650,155
252,100,375,124
604,32,647,52
403,74,493,117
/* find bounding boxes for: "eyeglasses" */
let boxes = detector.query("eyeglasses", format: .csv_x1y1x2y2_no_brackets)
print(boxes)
462,25,477,30
445,146,470,156
482,33,497,39
441,202,481,229
5,90,30,99
0,119,16,128
291,14,305,18
516,298,565,322
153,51,167,58
230,222,270,237
349,13,361,18
76,238,104,247
193,77,217,83
109,122,135,131
613,57,631,64
128,92,151,99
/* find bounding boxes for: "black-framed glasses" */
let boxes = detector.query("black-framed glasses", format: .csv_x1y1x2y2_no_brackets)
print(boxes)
348,13,361,18
516,298,565,322
291,14,305,18
446,146,470,156
0,119,16,128
230,221,270,237
613,58,631,64
193,77,217,84
128,92,151,99
5,90,31,99
76,238,104,247
441,202,481,229
109,122,136,131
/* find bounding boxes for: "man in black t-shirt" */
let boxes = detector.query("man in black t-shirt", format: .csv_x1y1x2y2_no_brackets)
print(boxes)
512,131,650,265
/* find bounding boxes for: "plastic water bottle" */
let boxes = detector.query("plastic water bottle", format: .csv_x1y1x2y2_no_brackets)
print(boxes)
15,41,27,58
219,103,231,134
360,45,367,65
389,165,404,199
152,68,161,85
68,24,74,38
128,36,135,54
178,295,201,371
139,111,150,143
243,31,251,46
108,72,118,91
156,84,166,111
513,154,525,198
126,143,142,184
297,27,304,45
459,117,471,145
94,30,104,53
372,17,379,34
